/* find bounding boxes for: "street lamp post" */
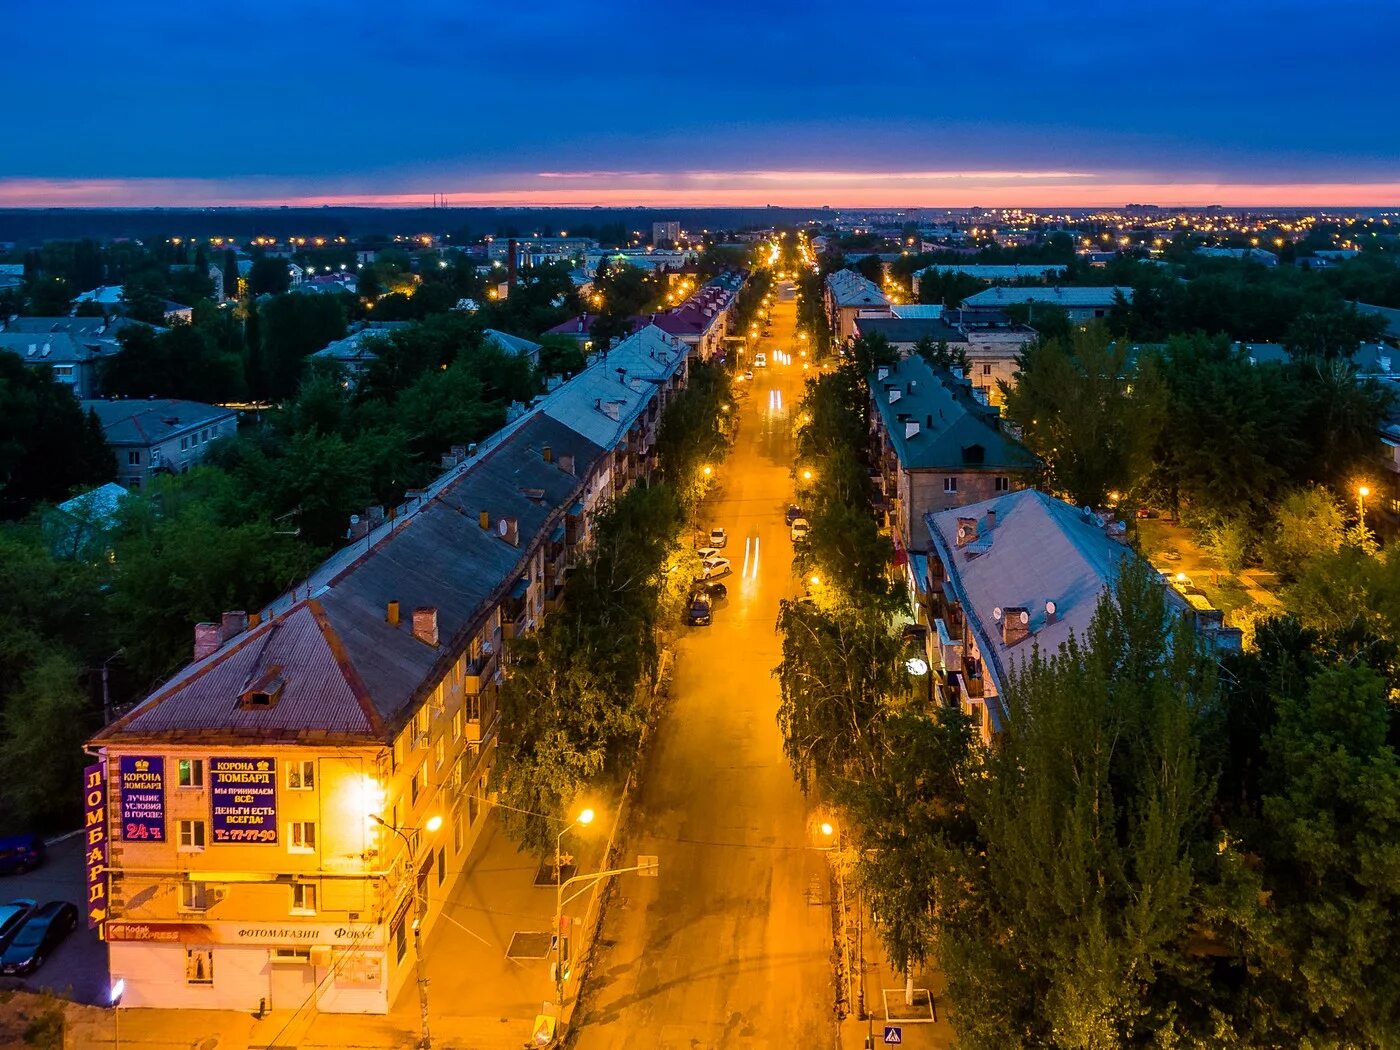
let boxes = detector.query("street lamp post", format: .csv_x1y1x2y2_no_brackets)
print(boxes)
555,808,595,1010
371,813,442,1050
1359,485,1371,546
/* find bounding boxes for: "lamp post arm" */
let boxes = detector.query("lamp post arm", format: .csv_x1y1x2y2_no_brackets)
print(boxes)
558,863,652,911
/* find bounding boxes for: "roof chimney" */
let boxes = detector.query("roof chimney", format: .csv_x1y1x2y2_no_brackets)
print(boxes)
412,607,439,647
479,510,490,530
986,509,997,531
1001,606,1031,646
386,600,400,626
194,622,220,661
955,517,978,547
499,517,520,547
220,610,248,643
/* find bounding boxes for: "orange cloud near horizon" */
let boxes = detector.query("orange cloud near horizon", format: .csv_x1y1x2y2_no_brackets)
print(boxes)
1,173,1397,210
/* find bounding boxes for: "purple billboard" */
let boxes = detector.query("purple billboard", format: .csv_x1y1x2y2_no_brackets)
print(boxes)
209,757,278,844
118,756,166,842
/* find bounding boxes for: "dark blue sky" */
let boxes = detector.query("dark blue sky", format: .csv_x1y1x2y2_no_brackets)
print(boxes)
3,0,1398,206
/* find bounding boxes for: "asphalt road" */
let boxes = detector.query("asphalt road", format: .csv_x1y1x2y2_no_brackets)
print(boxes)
574,282,838,1049
0,832,109,1005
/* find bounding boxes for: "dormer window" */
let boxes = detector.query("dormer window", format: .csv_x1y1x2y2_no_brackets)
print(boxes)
239,667,285,709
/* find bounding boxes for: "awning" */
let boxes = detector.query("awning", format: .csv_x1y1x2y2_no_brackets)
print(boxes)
549,523,565,543
509,577,529,600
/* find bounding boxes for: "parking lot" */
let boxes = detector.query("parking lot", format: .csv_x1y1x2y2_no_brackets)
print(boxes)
0,832,109,1005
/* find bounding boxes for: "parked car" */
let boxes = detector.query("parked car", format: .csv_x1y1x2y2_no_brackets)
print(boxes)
784,504,804,526
0,901,77,976
696,546,720,561
699,580,728,601
0,900,37,950
0,835,44,876
790,518,811,543
709,527,728,549
686,591,713,627
701,556,732,579
743,369,754,381
754,352,767,368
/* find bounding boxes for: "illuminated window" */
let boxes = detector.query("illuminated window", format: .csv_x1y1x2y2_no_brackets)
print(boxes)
288,821,317,853
178,758,204,788
178,820,206,851
291,883,317,915
286,760,315,791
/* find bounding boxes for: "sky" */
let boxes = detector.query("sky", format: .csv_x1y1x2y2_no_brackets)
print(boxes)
1,0,1397,209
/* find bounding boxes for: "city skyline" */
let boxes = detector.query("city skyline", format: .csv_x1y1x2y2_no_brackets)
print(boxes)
3,0,1397,209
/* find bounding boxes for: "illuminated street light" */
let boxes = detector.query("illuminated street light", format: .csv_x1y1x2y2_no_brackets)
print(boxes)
370,814,444,1048
555,808,596,1010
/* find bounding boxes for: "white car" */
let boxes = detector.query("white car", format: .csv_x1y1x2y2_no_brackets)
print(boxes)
701,557,732,579
709,527,728,549
696,546,721,560
790,518,810,543
754,352,767,368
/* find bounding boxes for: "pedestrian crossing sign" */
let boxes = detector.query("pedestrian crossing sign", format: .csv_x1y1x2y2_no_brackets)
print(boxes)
883,1026,903,1044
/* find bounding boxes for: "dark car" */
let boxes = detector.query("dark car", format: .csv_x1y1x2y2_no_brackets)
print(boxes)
686,591,713,626
0,899,37,950
0,901,77,976
784,505,804,526
0,835,44,875
699,580,728,601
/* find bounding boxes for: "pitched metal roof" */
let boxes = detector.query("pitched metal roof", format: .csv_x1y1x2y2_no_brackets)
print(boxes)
825,269,890,308
962,286,1133,309
926,489,1182,731
81,399,235,446
869,356,1034,472
854,317,967,345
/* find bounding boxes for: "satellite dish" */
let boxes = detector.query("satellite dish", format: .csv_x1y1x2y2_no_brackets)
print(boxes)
1046,600,1057,617
497,518,509,537
1019,610,1030,625
992,607,1003,622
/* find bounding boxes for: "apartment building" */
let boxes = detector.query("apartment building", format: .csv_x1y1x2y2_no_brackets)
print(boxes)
86,326,689,1013
824,269,891,345
869,355,1037,560
82,399,238,490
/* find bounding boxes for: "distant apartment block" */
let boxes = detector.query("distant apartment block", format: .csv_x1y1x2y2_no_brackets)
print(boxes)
82,399,238,490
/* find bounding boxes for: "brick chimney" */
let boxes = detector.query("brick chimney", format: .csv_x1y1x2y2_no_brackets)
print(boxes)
955,517,978,546
412,607,439,647
985,509,997,531
542,444,553,463
499,517,519,547
558,453,576,476
194,622,220,661
1001,607,1030,646
220,611,248,643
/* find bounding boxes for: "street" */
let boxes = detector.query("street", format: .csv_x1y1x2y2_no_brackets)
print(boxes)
573,282,839,1049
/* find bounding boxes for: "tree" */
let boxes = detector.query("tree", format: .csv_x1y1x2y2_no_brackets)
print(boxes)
0,651,95,831
247,256,292,297
222,248,239,301
0,355,113,518
934,562,1217,1048
1267,487,1346,575
1001,325,1167,507
105,322,246,403
256,292,349,400
25,275,72,315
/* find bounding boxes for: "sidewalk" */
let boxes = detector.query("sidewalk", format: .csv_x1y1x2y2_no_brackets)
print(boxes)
838,892,955,1050
80,813,607,1049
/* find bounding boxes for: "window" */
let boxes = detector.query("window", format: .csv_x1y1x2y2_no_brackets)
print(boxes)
127,451,141,466
178,758,204,788
435,736,446,771
186,948,214,984
410,768,421,805
466,694,481,723
288,821,317,853
291,883,317,915
995,476,1011,493
436,847,446,886
272,948,311,962
53,365,73,378
178,820,206,851
394,916,408,962
453,709,463,741
943,477,958,493
202,428,210,441
981,363,992,376
181,437,189,451
286,760,315,791
180,882,212,912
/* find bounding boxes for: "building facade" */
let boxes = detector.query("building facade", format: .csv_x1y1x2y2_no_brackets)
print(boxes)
86,326,690,1014
83,399,239,490
869,356,1036,559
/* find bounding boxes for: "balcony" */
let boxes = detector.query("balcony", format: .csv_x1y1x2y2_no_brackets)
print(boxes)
465,648,498,694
